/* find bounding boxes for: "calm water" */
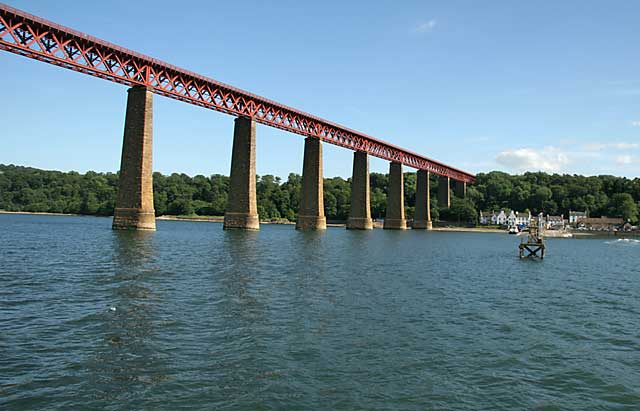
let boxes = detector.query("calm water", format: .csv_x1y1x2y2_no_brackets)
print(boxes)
1,214,639,410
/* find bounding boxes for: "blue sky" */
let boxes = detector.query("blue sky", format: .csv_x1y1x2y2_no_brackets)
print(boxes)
1,0,639,178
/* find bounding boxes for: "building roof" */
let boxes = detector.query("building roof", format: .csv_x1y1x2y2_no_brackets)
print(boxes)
580,217,624,225
569,210,587,216
516,212,530,218
480,211,494,217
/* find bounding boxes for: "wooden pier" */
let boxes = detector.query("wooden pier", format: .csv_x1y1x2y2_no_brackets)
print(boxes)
520,215,545,259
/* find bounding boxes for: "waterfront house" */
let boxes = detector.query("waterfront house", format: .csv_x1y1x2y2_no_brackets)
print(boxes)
569,210,587,225
515,211,531,227
484,209,534,227
546,215,564,229
495,210,508,225
479,211,496,225
577,216,624,231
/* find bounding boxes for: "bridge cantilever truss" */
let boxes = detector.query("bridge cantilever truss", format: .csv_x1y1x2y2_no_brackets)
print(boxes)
0,3,475,183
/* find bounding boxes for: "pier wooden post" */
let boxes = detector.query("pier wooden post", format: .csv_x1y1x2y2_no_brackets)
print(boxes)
520,217,545,259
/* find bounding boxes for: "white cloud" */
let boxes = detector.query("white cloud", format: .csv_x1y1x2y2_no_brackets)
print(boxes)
584,143,607,151
414,20,436,33
496,146,570,173
583,142,639,151
631,121,640,127
616,155,636,165
612,143,639,149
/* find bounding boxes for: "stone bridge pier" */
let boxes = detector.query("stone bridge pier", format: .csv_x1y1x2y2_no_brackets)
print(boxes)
438,175,451,209
413,169,432,229
454,180,467,198
384,162,407,230
112,86,156,231
110,94,469,233
347,151,373,230
224,116,259,230
296,137,326,230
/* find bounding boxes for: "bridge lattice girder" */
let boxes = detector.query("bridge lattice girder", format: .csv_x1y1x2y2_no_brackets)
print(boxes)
0,3,475,183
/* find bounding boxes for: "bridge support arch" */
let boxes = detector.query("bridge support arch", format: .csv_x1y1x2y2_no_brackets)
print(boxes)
112,86,156,231
347,151,373,230
296,137,326,230
384,162,407,230
224,117,259,230
413,170,432,229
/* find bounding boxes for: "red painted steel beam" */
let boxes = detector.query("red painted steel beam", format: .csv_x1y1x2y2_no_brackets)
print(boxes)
0,3,475,183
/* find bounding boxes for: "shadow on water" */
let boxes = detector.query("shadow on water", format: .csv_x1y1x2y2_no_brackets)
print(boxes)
85,230,170,405
207,228,340,406
199,230,272,402
286,229,335,343
218,230,262,318
288,228,333,322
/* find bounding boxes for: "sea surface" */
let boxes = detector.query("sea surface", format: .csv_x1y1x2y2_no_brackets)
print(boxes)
1,214,639,410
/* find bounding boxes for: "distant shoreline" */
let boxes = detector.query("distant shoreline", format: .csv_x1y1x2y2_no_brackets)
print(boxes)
3,211,636,237
0,210,95,217
432,227,506,234
157,215,298,225
0,212,509,233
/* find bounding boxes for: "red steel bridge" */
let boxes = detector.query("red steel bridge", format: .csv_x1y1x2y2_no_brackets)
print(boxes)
0,3,474,183
0,3,474,231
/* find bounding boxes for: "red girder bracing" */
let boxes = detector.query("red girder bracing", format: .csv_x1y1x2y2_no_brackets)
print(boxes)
0,3,475,183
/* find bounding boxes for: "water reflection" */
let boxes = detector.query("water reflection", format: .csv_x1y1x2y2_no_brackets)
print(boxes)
219,230,263,319
213,229,339,403
286,230,337,367
204,230,271,400
86,230,169,403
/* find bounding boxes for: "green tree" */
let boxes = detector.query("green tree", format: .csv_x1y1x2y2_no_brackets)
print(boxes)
168,199,194,216
2,164,639,227
610,193,638,223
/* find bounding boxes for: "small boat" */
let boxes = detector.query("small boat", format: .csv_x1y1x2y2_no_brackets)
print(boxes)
508,225,519,234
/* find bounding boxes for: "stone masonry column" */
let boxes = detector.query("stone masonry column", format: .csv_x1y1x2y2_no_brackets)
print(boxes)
347,151,373,230
454,180,467,198
413,169,432,229
296,137,326,230
224,116,259,230
384,162,407,230
113,86,156,231
438,175,451,209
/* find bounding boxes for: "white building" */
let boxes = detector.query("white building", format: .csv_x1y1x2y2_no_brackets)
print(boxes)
479,211,496,225
488,209,530,226
546,214,565,229
569,210,587,224
495,210,509,225
515,211,531,227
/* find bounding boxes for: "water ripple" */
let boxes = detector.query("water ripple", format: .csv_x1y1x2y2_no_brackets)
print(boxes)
1,215,640,409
